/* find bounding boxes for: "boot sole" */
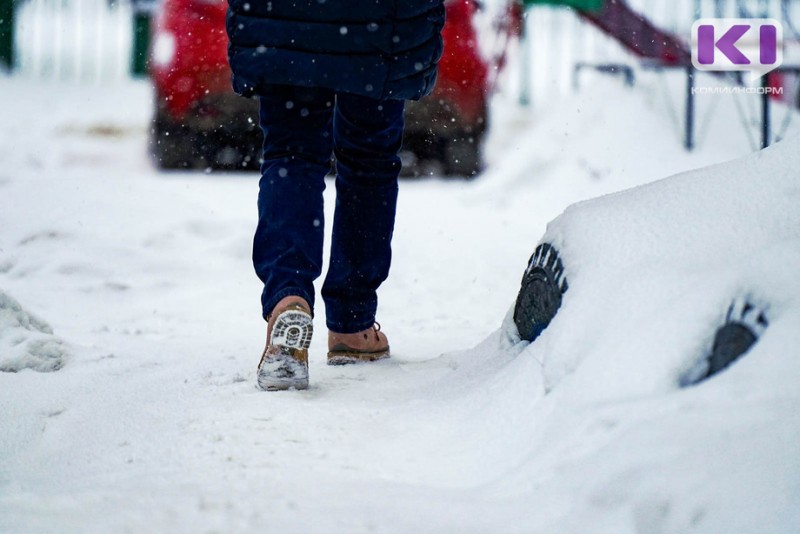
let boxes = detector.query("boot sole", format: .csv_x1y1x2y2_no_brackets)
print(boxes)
257,309,313,391
327,349,390,366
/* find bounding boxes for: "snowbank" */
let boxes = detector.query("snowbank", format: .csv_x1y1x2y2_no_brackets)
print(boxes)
0,290,68,373
1,75,797,533
485,135,800,532
528,133,800,395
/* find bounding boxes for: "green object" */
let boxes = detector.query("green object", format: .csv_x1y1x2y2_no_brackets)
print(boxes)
131,12,151,77
521,0,604,12
0,0,14,70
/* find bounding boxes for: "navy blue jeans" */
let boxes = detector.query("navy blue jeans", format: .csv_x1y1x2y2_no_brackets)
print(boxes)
255,85,404,333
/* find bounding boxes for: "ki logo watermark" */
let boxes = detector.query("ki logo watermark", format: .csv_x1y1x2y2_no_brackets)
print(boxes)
691,19,783,82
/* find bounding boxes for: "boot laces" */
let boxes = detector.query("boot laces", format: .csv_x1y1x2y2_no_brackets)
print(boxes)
364,322,381,341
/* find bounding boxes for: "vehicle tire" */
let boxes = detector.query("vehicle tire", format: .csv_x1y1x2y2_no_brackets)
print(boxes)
400,130,442,178
150,112,205,170
443,133,483,178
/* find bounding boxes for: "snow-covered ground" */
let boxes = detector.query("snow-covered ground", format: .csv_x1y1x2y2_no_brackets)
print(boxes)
1,72,798,533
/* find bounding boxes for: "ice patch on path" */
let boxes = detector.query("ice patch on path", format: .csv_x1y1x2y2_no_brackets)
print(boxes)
0,290,68,372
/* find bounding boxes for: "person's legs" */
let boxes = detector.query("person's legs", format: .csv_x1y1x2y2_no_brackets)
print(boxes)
322,94,405,333
255,85,334,319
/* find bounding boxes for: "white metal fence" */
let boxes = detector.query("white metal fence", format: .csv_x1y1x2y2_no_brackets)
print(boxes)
8,0,800,89
14,0,133,82
515,0,800,102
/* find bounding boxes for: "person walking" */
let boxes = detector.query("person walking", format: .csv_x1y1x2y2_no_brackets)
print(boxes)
226,1,446,390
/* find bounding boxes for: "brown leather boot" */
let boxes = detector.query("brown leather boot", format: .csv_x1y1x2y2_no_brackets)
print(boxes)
327,323,390,365
257,296,313,391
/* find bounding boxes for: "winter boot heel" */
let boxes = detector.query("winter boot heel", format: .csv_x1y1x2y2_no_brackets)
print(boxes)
327,323,390,365
257,302,313,391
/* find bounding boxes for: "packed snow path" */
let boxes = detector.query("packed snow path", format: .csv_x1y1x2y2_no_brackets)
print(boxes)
1,78,798,533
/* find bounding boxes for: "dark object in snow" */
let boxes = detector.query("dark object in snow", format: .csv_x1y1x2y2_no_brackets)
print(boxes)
682,299,769,386
513,243,569,342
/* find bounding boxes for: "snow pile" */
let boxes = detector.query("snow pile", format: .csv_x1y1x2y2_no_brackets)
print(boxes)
0,290,68,373
1,76,798,532
477,135,800,532
528,134,800,393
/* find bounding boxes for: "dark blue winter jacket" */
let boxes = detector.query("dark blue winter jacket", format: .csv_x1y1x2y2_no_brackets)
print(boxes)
226,0,446,101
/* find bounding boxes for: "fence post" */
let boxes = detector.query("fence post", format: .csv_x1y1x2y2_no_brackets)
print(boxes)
519,9,531,107
685,66,695,151
761,74,771,148
0,0,13,70
131,1,153,77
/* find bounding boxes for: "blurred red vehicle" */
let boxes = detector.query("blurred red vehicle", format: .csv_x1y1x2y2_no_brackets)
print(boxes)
404,0,489,176
149,0,490,175
148,0,260,169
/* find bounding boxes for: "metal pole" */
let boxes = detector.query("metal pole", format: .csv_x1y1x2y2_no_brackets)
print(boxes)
131,9,150,77
758,0,768,17
0,0,14,70
519,9,531,107
686,66,695,151
715,0,724,18
761,74,771,148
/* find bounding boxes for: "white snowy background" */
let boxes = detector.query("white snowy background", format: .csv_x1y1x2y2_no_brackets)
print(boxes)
2,39,800,534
